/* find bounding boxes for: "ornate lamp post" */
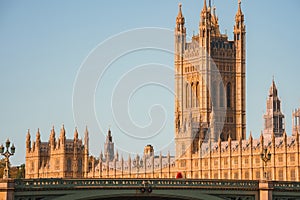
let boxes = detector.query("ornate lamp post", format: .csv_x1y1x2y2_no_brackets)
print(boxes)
0,139,15,179
260,147,271,180
133,154,143,178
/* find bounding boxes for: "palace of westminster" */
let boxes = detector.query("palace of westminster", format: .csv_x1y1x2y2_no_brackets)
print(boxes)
25,1,300,181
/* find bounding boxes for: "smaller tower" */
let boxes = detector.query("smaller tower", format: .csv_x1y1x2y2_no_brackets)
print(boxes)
263,79,285,137
104,129,114,162
144,144,154,158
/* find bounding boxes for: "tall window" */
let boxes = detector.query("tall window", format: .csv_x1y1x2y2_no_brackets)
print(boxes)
181,143,185,156
67,158,72,172
191,82,194,108
212,81,217,107
78,159,82,173
219,82,224,107
55,158,60,170
186,83,189,108
196,82,199,107
227,83,231,108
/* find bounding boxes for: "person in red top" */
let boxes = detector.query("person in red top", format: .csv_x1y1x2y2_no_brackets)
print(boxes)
176,172,183,179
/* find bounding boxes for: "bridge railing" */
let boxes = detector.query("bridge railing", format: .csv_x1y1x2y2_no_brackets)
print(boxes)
14,178,259,191
273,181,300,191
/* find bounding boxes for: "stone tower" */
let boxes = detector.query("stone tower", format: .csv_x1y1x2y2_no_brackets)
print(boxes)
174,0,246,173
104,129,114,162
263,79,285,137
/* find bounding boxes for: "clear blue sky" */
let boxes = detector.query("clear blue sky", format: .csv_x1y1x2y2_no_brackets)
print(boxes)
0,0,299,165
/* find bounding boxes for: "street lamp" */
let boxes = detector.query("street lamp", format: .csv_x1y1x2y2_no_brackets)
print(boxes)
0,139,15,179
260,147,271,180
133,154,143,178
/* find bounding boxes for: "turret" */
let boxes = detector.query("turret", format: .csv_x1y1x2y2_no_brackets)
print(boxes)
115,150,119,161
260,132,264,151
175,3,186,55
50,126,55,149
199,0,211,51
84,126,89,177
74,127,79,142
234,0,246,140
249,131,253,147
84,126,89,152
59,124,66,145
211,6,220,36
26,129,31,151
36,128,41,148
174,3,187,136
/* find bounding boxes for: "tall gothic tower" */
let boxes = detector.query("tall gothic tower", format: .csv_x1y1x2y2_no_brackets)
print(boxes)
263,79,285,137
174,1,246,170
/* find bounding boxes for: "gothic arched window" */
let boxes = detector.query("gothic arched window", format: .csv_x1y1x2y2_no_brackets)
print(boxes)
191,82,194,108
78,159,82,173
181,143,185,156
219,82,224,107
212,81,217,107
186,83,189,108
67,158,72,172
196,82,199,107
227,83,231,108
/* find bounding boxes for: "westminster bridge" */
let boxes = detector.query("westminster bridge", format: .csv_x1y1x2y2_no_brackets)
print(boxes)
1,178,300,200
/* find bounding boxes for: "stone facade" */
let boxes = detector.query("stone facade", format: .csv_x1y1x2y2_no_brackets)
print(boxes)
25,125,89,178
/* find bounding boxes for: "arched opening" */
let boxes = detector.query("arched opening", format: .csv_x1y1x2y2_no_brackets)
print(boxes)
196,82,199,107
226,83,231,108
212,81,217,107
219,82,224,107
186,83,189,108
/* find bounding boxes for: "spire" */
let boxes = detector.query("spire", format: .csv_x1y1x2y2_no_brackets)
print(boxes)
50,125,55,137
84,126,89,150
107,128,112,142
115,150,119,161
26,129,31,149
269,78,278,97
236,0,243,16
203,0,207,12
74,127,78,140
176,3,184,22
50,126,56,148
176,3,185,33
249,131,253,141
36,128,40,141
26,129,31,141
60,124,65,137
100,151,103,161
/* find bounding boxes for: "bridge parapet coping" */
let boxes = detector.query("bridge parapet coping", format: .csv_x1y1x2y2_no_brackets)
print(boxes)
14,178,259,191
